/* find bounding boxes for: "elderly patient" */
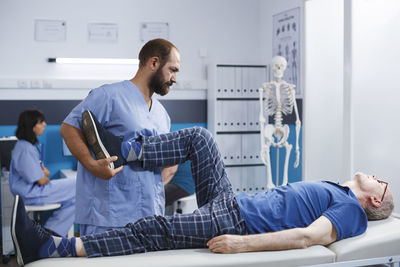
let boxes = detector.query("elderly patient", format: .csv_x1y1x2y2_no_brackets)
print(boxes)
12,110,394,266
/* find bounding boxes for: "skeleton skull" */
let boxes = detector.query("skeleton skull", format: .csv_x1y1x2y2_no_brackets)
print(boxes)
271,56,287,79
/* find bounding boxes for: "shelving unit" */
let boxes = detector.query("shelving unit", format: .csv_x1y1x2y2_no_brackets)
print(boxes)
208,64,269,194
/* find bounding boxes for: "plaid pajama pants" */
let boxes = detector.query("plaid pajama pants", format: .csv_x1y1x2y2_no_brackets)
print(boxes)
81,127,249,257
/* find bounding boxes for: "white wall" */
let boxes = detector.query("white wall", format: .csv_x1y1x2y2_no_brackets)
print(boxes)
352,0,400,213
304,0,399,213
5,0,398,213
303,0,345,182
0,0,262,86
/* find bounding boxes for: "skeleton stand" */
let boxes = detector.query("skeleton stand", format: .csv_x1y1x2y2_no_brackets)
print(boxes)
259,56,301,189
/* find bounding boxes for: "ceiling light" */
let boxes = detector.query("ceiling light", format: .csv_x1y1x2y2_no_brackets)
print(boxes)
47,57,139,65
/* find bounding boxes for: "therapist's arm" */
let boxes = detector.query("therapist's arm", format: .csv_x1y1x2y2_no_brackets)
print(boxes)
162,165,178,185
207,215,337,253
60,123,122,180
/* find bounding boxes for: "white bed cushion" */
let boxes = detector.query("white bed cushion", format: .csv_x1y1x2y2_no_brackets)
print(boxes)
328,216,400,262
26,246,335,267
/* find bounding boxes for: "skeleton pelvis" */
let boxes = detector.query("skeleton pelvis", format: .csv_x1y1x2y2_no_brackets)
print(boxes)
264,124,289,146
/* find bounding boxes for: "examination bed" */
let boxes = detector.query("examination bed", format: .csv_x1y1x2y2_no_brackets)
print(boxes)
27,216,400,267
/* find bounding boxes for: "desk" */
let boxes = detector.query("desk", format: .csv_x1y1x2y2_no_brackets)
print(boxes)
59,169,77,179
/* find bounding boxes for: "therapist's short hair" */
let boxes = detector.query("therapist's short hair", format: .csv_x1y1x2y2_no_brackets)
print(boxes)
16,110,45,144
138,38,178,68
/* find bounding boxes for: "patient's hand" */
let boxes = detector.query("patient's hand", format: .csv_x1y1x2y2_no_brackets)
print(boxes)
87,156,123,180
207,235,246,254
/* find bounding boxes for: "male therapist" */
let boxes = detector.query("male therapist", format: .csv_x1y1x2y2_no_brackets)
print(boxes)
60,38,179,235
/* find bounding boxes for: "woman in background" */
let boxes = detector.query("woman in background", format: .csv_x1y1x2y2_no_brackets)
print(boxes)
9,109,76,237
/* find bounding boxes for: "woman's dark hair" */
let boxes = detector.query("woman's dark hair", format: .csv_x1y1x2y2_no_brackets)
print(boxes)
15,110,45,144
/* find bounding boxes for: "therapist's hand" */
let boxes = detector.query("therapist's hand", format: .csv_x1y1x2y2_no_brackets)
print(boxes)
87,156,123,180
207,235,247,254
37,177,50,186
41,165,50,177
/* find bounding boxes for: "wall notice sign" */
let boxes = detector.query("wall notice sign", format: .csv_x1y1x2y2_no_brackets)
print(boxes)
88,23,118,43
140,22,169,43
35,20,66,42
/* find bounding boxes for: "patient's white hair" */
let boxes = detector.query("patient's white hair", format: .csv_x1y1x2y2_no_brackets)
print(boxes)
364,194,394,220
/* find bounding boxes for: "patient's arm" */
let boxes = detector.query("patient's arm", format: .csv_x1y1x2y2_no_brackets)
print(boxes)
207,215,337,254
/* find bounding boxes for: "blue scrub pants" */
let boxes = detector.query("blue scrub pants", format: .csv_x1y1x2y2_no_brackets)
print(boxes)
25,177,76,237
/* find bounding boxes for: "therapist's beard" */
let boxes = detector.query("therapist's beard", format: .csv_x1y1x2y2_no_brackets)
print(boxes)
150,68,172,96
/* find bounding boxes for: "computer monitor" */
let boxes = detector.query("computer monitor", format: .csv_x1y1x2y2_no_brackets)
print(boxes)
0,137,17,171
62,139,73,157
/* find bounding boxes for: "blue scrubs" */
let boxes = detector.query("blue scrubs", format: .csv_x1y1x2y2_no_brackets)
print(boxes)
63,80,170,235
9,140,76,237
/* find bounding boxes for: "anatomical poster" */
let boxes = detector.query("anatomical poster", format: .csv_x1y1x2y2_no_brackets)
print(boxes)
273,7,301,96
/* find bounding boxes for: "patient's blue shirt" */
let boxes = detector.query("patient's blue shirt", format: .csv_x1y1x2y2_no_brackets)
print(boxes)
235,181,367,241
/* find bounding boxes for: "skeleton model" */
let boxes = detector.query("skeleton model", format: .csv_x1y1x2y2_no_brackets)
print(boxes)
259,56,301,189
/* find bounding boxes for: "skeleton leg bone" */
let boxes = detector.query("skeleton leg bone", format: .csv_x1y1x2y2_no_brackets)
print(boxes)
277,125,291,186
264,143,275,190
263,125,275,189
282,141,293,186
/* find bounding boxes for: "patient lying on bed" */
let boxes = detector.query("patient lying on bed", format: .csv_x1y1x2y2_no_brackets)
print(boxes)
11,110,394,266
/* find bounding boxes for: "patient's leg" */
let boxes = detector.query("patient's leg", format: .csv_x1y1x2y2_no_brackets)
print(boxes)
13,186,247,260
82,109,233,208
11,195,78,265
75,238,86,257
80,125,247,257
141,126,232,207
81,194,246,257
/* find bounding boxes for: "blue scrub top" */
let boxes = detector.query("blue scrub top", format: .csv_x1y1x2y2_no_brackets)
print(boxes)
63,80,170,227
9,140,45,200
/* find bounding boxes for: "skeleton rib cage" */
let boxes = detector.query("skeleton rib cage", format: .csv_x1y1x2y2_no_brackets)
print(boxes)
263,82,296,128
